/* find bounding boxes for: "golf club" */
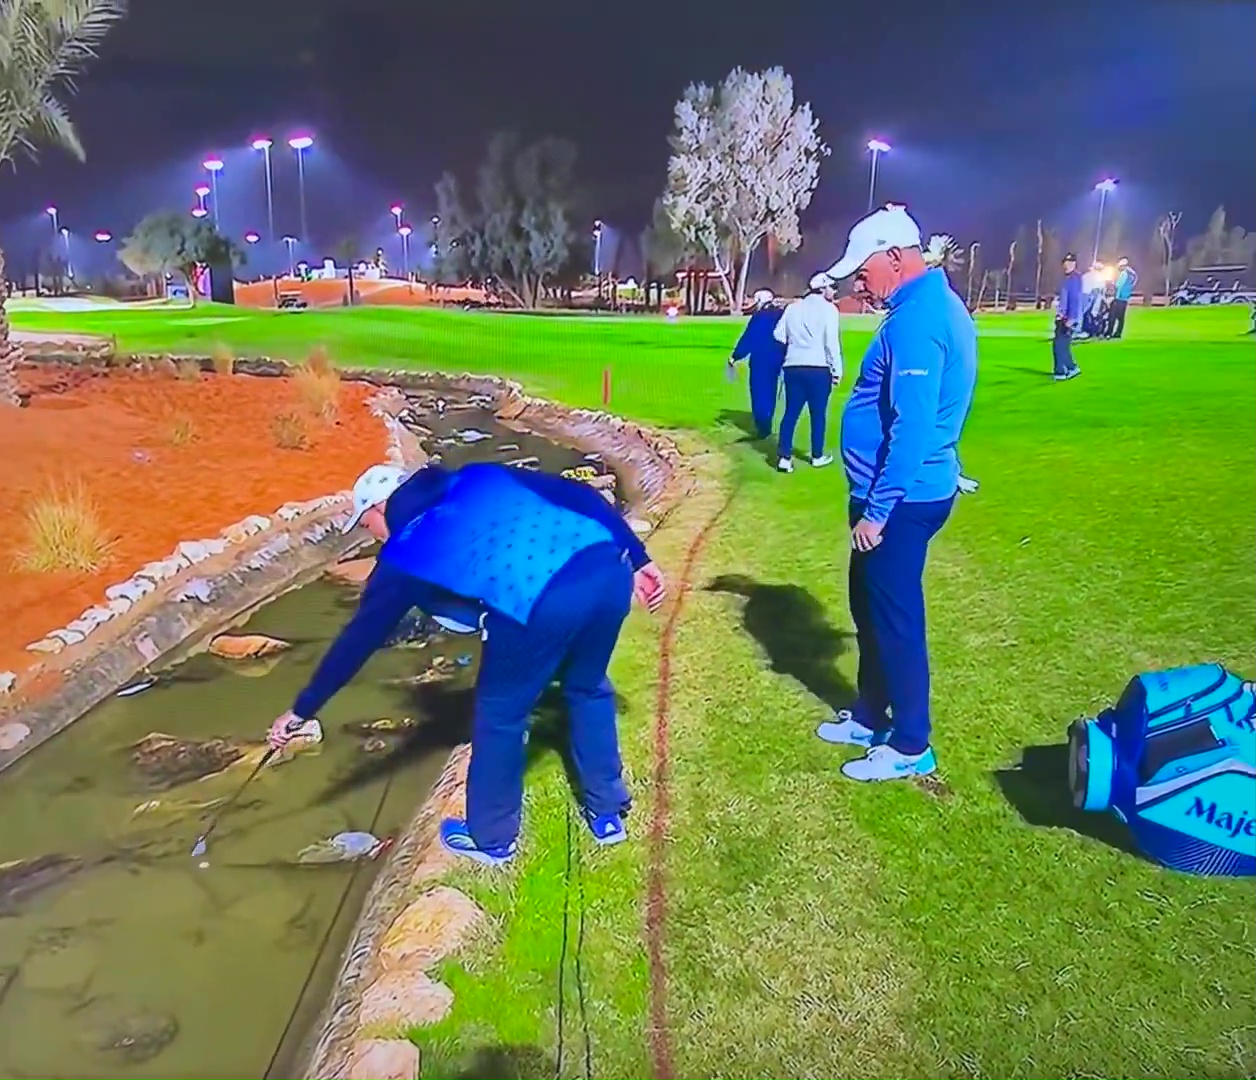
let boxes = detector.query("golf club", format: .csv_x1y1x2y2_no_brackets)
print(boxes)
189,718,316,857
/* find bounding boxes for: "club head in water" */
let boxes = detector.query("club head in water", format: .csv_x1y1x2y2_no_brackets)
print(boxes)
190,836,208,858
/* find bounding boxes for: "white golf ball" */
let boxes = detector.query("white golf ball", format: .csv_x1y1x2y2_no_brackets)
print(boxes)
198,861,210,869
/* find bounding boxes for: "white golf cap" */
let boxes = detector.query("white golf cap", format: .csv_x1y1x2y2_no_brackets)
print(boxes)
751,288,774,306
341,464,407,534
808,272,833,291
823,205,924,280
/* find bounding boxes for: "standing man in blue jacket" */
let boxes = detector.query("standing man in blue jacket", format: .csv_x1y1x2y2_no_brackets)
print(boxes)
1053,253,1083,381
727,288,786,440
267,462,666,865
1107,257,1138,339
811,206,977,782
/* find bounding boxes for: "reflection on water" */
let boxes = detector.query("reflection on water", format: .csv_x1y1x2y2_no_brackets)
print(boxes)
0,401,602,1078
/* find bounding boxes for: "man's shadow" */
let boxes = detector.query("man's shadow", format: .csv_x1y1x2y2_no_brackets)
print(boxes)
319,680,628,805
706,574,855,712
715,408,765,444
992,744,1143,859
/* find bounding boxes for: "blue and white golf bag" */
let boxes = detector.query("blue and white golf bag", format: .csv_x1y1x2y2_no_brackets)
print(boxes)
1067,663,1255,877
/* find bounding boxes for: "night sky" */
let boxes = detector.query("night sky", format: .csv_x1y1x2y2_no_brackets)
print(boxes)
2,0,1254,277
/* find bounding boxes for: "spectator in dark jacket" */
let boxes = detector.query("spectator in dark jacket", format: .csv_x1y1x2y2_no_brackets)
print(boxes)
727,289,786,439
1054,253,1083,381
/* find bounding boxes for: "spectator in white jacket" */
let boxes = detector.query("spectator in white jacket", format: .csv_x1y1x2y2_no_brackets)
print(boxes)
771,273,843,473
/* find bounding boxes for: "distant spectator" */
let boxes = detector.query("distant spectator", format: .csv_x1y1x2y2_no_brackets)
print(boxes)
1081,262,1106,337
1108,257,1138,339
1054,253,1083,381
771,274,842,473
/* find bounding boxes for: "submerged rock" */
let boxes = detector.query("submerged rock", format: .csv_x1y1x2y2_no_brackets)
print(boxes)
342,717,418,738
0,854,86,916
76,1002,179,1066
208,634,290,660
325,557,375,586
296,831,389,864
129,732,248,789
347,1038,420,1080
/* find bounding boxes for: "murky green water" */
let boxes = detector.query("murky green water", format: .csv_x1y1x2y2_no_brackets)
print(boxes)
0,398,607,1078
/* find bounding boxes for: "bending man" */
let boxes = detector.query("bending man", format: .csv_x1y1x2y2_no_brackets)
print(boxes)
727,288,786,439
814,206,977,782
771,274,842,473
268,462,666,865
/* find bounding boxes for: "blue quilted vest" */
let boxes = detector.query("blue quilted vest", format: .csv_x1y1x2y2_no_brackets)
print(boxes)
378,464,614,626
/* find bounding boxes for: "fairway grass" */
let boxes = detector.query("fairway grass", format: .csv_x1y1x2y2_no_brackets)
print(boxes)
13,302,1256,1078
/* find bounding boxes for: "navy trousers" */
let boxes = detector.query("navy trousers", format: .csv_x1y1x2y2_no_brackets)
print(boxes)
467,542,633,848
778,366,832,460
1052,319,1078,377
747,357,783,439
847,497,954,756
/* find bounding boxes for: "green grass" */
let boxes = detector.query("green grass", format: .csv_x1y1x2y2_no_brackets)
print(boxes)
13,301,1256,1078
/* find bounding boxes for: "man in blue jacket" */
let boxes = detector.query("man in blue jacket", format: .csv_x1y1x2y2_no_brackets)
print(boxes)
267,462,666,865
1054,253,1083,380
812,206,977,782
727,288,786,439
1107,257,1138,339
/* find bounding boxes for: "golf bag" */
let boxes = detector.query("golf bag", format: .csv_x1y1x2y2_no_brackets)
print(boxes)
1068,663,1255,877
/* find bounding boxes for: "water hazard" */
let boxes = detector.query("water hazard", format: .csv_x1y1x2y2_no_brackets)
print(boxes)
0,392,609,1077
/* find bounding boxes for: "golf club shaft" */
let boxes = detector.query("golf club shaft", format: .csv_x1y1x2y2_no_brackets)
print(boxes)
195,746,277,848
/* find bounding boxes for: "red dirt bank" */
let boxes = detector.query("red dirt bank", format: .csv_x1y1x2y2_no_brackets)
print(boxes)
0,364,388,679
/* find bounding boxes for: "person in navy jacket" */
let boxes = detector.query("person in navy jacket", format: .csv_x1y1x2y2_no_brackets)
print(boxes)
267,462,666,865
727,289,786,439
1053,253,1083,381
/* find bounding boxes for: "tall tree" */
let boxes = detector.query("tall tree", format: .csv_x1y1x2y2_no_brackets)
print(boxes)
431,132,582,309
1151,212,1182,299
0,0,127,405
118,211,242,306
662,66,828,311
923,234,964,280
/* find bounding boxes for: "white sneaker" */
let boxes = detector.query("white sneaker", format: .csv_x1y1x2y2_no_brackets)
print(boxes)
840,744,937,783
811,455,834,468
777,458,794,473
816,711,888,747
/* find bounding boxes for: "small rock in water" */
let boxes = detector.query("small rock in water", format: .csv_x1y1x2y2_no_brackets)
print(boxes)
198,861,210,869
455,654,473,667
208,634,290,660
497,443,520,452
116,677,157,698
505,456,540,470
457,428,492,443
325,557,376,587
297,831,389,864
77,1003,179,1066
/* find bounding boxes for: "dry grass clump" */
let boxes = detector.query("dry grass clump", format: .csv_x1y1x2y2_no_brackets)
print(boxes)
13,480,116,574
168,413,198,446
152,356,179,379
271,409,311,450
175,358,202,381
210,342,236,376
293,344,341,421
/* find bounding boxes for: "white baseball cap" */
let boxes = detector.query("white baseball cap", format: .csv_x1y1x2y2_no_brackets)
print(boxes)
751,288,774,307
341,464,407,534
808,273,833,291
822,205,924,281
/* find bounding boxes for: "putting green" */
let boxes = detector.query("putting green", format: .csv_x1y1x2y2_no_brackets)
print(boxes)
10,301,1255,1078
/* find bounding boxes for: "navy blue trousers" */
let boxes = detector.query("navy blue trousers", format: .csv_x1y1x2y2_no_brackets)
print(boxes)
467,542,633,848
778,366,832,460
847,497,953,755
747,358,783,439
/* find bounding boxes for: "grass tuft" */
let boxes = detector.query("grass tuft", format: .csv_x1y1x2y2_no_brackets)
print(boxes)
271,409,310,450
210,342,235,376
167,413,197,445
13,480,116,574
294,345,341,421
175,358,201,381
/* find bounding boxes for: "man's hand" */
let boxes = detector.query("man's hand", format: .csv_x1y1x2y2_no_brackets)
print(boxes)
267,711,321,751
633,562,667,613
851,518,885,553
725,359,738,383
831,370,842,386
957,474,980,495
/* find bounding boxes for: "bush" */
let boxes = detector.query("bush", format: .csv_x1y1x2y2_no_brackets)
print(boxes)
13,480,116,574
271,410,310,450
294,346,341,421
168,413,197,445
210,342,235,376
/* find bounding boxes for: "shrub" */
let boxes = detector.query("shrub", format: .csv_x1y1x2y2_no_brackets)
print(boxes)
293,351,341,422
13,480,116,574
210,342,235,376
168,413,197,445
175,359,201,381
271,409,310,450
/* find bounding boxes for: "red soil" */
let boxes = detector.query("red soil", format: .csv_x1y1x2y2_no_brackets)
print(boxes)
233,276,488,309
0,364,388,679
